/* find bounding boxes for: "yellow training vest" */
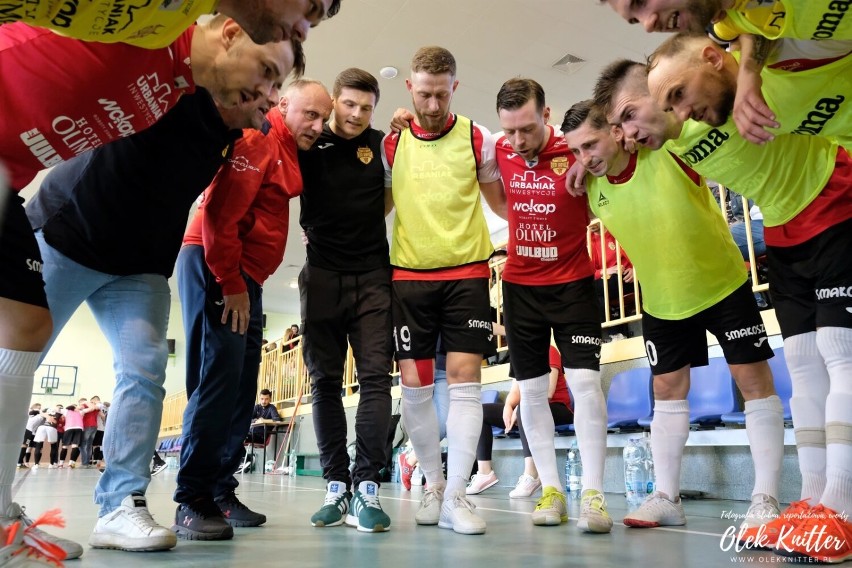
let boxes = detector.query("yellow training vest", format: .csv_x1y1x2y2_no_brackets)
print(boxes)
390,115,493,270
665,119,838,227
1,0,217,48
714,0,852,41
587,148,746,320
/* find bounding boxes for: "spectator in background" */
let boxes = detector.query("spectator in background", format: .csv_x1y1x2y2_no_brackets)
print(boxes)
247,390,282,445
730,204,766,259
282,327,299,352
60,404,84,468
79,396,101,467
589,223,635,341
17,404,43,468
466,346,573,498
32,409,59,469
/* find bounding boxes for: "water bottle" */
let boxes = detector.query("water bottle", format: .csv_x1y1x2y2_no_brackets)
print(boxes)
623,437,647,511
565,440,583,499
641,436,656,497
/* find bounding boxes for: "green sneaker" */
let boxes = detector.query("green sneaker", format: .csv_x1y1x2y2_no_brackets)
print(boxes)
578,489,613,533
311,481,351,527
531,486,568,526
346,481,390,533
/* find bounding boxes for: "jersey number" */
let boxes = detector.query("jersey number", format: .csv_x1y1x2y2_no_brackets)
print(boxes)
645,340,658,367
394,325,412,352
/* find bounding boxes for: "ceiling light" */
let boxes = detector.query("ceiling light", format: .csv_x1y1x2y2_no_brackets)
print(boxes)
379,66,398,79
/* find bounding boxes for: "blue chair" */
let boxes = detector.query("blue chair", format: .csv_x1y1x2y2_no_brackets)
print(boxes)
605,367,654,431
722,347,794,425
481,389,505,437
688,358,739,428
638,358,738,428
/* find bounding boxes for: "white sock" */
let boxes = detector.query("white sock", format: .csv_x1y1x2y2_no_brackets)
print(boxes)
650,399,690,500
744,395,784,499
517,373,560,491
445,382,482,499
0,349,40,511
401,385,443,485
568,368,607,491
816,327,852,515
786,332,830,504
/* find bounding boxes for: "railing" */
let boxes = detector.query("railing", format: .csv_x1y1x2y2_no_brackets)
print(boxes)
159,191,767,434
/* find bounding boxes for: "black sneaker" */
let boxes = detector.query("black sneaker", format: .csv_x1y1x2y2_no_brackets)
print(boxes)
171,499,234,540
214,491,266,528
151,461,168,476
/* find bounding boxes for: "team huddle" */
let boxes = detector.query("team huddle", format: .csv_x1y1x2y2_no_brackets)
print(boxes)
0,0,850,565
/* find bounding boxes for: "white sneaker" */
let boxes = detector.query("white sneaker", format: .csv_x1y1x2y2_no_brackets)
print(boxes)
30,465,38,471
47,465,57,470
2,502,84,560
739,493,780,531
438,492,486,535
414,483,445,525
509,474,542,498
89,494,177,551
623,491,686,528
465,471,499,495
577,489,613,533
0,520,65,567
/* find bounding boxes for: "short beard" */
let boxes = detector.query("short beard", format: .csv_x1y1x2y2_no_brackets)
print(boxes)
712,80,737,126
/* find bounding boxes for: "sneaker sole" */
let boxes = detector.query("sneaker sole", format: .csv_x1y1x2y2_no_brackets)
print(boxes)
623,518,685,528
465,478,499,496
223,516,266,528
89,533,177,551
311,517,345,527
345,514,391,533
438,520,486,535
509,485,542,499
171,524,234,540
577,518,613,533
532,513,568,526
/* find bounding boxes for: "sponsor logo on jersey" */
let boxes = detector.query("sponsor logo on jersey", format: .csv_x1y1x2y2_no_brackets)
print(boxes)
318,142,334,149
101,0,152,36
357,146,374,164
228,155,261,173
811,1,849,40
816,286,852,300
159,0,184,11
467,319,492,330
515,245,558,259
597,191,609,207
679,128,729,165
753,337,769,348
135,73,172,121
509,170,556,191
99,99,137,138
515,223,557,243
512,200,556,215
724,323,766,341
20,128,63,168
571,335,601,346
412,161,451,179
792,95,845,136
550,156,568,175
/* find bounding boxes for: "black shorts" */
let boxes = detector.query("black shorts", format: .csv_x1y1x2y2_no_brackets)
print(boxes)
22,429,34,446
391,277,495,359
0,193,48,307
62,429,82,446
93,430,104,446
768,218,852,338
503,278,601,378
642,281,773,375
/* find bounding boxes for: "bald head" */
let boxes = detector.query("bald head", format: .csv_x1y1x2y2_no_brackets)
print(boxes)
279,80,333,149
647,34,738,126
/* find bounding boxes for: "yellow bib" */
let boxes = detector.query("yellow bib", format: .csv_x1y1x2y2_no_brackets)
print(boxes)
390,115,493,270
1,0,216,48
714,0,852,41
587,148,746,320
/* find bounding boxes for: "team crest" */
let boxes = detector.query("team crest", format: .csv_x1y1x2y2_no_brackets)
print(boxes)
550,156,568,175
357,147,374,164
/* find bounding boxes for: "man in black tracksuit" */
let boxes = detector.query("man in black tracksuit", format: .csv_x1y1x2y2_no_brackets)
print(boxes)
297,68,394,533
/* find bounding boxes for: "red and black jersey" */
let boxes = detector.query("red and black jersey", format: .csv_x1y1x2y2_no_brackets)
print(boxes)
496,126,593,286
0,22,195,190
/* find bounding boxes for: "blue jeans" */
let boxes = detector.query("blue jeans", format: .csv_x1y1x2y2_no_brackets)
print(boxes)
730,220,766,260
175,245,263,503
36,231,170,516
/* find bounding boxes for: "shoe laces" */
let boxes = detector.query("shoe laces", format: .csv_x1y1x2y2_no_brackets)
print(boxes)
421,487,443,509
745,494,778,519
535,491,564,511
582,492,607,515
357,490,381,510
449,494,476,513
218,492,248,511
324,491,348,507
124,500,158,529
516,474,536,488
186,499,223,519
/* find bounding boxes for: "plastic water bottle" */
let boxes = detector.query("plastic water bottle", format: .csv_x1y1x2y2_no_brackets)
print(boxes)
625,436,656,508
565,440,583,500
624,437,647,510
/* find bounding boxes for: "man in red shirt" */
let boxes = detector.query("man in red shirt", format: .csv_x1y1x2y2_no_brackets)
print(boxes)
492,78,613,533
173,79,332,540
0,16,295,562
